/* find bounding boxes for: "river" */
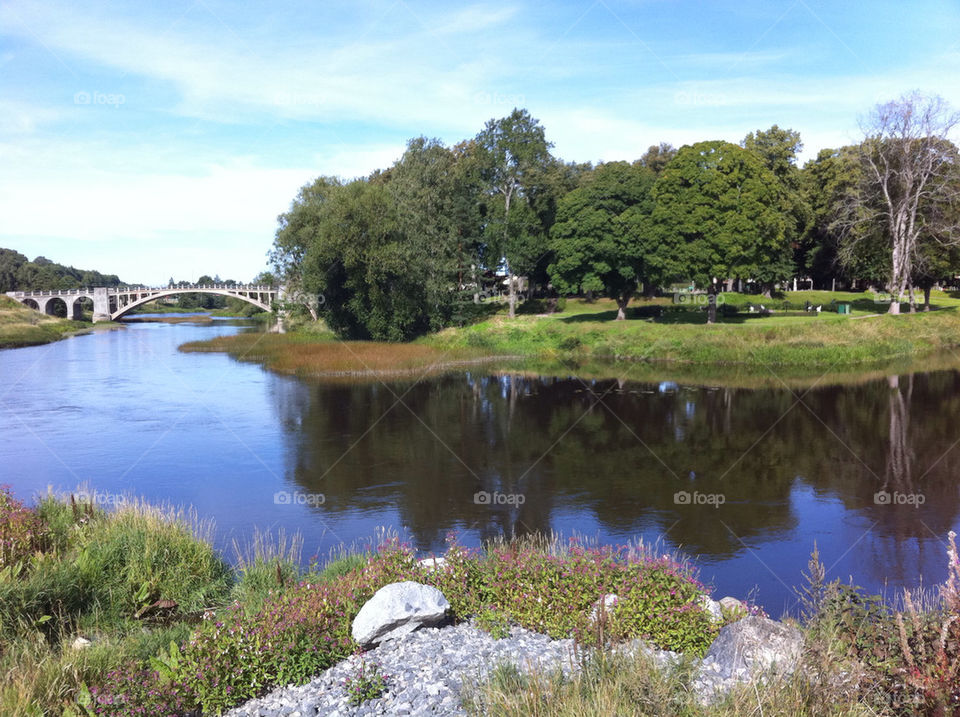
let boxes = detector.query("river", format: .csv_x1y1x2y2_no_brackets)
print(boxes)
2,317,959,615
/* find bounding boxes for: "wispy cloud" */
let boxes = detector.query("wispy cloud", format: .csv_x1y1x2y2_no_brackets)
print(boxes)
2,0,958,283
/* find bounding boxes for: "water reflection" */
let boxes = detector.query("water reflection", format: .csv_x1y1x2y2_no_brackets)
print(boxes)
278,369,960,609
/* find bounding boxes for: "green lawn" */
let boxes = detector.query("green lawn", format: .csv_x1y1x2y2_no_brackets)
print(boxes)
426,290,960,369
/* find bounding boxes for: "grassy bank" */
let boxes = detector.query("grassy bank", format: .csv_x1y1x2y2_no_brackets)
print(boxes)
1,486,725,715
428,293,960,368
178,290,960,388
3,486,959,715
0,296,101,349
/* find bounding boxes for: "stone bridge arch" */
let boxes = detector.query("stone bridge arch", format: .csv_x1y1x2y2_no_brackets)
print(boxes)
111,287,275,320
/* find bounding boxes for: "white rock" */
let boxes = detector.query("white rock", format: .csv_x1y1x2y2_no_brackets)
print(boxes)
417,557,446,571
352,581,450,648
588,593,618,622
71,637,92,650
698,595,724,622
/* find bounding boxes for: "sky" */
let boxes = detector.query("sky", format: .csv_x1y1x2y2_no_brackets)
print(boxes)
2,0,959,286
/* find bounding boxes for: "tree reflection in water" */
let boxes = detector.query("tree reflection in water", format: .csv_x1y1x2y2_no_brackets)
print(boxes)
271,369,960,610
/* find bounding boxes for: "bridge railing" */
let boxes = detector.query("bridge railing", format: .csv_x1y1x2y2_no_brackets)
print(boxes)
8,285,279,297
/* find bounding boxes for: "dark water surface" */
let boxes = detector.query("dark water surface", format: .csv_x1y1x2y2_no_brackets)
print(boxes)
2,319,960,615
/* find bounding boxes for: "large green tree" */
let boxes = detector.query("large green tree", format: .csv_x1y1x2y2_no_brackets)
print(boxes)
742,126,812,288
548,161,657,319
475,109,554,318
648,141,789,323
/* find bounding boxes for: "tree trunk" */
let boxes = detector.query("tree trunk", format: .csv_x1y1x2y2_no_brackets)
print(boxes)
923,285,932,311
888,299,901,315
508,273,517,318
706,285,718,325
616,294,630,321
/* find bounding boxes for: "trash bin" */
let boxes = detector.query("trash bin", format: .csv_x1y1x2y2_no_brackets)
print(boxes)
837,303,851,315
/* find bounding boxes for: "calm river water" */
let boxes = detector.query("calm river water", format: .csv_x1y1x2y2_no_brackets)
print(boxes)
2,317,960,615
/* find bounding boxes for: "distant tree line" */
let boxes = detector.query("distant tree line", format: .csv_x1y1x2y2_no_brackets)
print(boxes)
264,92,959,336
0,249,124,293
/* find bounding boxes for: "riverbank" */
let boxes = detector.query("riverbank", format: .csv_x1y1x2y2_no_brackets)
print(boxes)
0,296,110,349
2,487,956,715
178,291,960,388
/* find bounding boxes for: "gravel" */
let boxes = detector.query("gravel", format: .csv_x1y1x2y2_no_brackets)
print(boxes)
224,619,580,716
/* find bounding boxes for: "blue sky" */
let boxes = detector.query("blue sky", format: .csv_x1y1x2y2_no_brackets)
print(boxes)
2,0,959,285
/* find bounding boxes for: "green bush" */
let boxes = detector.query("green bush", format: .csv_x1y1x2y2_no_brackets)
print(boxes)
0,485,49,569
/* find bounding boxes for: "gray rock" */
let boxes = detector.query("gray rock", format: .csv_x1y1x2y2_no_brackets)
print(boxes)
352,581,450,648
695,615,803,702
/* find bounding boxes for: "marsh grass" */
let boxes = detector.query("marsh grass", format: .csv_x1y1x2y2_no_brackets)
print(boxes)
179,332,505,379
230,528,304,612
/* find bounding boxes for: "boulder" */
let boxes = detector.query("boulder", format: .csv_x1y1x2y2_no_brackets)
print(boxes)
71,636,92,650
695,615,803,702
352,581,450,648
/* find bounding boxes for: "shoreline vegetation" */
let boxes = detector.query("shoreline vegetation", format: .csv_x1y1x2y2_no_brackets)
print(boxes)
178,291,960,389
2,485,959,715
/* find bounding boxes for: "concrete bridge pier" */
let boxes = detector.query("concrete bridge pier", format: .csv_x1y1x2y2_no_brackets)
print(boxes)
92,288,112,323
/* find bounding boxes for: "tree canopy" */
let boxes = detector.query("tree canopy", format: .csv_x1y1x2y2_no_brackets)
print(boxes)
648,141,789,321
548,161,657,319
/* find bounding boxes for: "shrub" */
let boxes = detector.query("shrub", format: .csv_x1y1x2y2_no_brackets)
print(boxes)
0,485,49,569
171,539,416,714
425,536,718,655
81,662,191,716
475,606,511,639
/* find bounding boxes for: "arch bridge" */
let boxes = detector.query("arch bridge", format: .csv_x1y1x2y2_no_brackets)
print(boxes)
6,284,280,322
